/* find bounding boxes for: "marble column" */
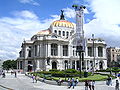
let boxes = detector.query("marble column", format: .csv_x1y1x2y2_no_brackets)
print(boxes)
75,60,77,70
36,60,40,71
58,45,60,56
48,44,51,57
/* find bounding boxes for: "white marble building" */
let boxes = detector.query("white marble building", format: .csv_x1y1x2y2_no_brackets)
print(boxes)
17,12,107,73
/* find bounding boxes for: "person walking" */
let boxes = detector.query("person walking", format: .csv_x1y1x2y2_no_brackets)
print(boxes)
32,75,35,83
91,80,95,90
67,78,71,87
14,71,17,78
85,80,88,90
71,78,75,89
35,75,39,83
57,78,62,85
74,78,79,86
2,72,5,78
118,72,120,80
68,78,72,89
107,76,112,86
88,80,92,90
115,80,119,90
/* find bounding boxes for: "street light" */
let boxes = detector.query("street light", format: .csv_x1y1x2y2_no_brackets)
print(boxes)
76,45,84,78
92,34,95,75
65,61,67,81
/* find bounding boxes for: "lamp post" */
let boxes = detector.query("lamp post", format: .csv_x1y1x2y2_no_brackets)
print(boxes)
76,46,84,78
92,34,95,75
65,61,67,81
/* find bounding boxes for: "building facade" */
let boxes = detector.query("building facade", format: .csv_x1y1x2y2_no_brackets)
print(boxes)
107,47,120,67
0,60,3,70
17,11,107,73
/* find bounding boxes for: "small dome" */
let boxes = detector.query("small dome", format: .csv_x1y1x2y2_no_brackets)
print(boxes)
36,29,51,35
51,20,74,28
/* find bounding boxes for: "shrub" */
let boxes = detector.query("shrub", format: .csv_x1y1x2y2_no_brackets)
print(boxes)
49,69,60,72
64,69,78,73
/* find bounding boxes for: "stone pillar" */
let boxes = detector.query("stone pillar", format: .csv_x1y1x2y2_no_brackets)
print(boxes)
103,47,106,58
19,61,21,70
58,45,60,56
48,44,51,57
75,60,77,70
23,60,28,73
61,45,63,56
37,44,39,56
86,46,88,57
38,44,40,56
68,45,71,57
96,46,98,57
36,60,40,71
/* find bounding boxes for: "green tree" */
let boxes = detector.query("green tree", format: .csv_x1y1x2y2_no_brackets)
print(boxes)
2,60,17,70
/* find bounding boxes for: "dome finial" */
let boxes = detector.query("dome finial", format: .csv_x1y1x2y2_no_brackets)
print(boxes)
60,10,65,20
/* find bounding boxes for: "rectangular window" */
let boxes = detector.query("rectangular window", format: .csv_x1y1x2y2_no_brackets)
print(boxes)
35,45,37,56
66,32,69,37
63,31,65,36
28,50,31,57
51,44,58,56
63,45,68,56
73,50,74,56
98,47,103,57
88,47,92,57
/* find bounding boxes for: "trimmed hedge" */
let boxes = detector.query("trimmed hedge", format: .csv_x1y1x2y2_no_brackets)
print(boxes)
30,69,92,78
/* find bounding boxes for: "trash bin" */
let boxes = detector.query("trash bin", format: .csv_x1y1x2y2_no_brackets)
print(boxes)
84,72,88,77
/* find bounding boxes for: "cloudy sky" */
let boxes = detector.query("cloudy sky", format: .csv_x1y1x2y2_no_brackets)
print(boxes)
0,0,120,60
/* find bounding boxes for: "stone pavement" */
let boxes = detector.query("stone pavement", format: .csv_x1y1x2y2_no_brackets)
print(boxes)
0,73,118,90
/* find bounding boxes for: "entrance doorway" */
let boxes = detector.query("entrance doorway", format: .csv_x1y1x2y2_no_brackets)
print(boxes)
28,65,32,72
52,61,57,69
99,61,103,70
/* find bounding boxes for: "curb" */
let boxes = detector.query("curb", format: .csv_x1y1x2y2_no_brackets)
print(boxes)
0,84,14,90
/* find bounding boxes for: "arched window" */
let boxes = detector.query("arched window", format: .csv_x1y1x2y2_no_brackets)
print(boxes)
54,30,57,34
66,31,69,37
88,47,92,57
51,43,58,56
63,31,65,36
59,31,61,36
98,46,103,57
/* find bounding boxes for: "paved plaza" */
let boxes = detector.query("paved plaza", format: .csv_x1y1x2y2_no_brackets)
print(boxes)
0,73,118,90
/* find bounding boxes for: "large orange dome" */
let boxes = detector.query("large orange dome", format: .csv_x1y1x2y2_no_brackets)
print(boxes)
51,20,74,28
36,29,51,35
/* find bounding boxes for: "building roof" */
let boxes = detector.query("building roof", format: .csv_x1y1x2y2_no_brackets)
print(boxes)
36,29,51,35
51,20,74,28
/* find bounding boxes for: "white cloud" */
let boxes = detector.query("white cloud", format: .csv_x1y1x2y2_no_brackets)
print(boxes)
0,10,57,60
84,0,120,47
19,0,39,6
13,10,38,19
64,0,120,47
63,8,89,19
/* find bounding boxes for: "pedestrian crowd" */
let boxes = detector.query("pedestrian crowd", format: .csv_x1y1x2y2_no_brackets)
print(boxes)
28,72,120,90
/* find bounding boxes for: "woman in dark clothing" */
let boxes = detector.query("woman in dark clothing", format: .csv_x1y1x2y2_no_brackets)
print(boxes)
85,80,88,90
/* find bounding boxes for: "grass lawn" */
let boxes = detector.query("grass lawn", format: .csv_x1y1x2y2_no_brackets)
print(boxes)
52,74,108,81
